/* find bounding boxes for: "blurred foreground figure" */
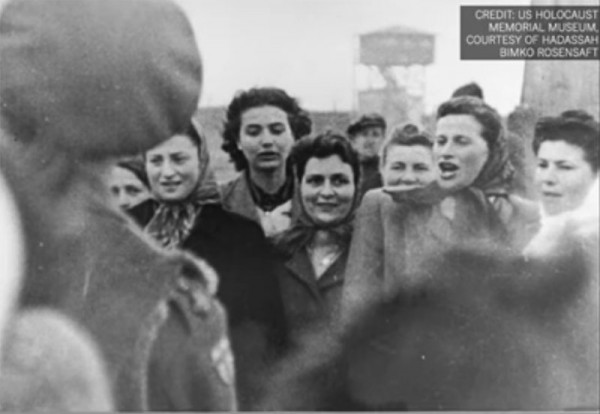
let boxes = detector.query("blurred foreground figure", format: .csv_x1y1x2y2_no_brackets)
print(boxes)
0,171,113,411
261,222,599,410
1,0,236,410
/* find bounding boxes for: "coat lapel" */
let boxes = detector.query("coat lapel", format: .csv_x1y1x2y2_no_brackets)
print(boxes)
220,174,261,225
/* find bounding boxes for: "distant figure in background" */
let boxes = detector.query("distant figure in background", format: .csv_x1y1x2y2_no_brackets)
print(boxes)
273,132,360,343
220,87,312,237
379,123,434,188
0,0,236,410
105,157,152,211
347,113,386,199
532,110,598,218
451,81,484,100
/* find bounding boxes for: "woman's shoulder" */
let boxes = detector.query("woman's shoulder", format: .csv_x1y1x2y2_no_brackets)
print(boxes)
200,204,265,239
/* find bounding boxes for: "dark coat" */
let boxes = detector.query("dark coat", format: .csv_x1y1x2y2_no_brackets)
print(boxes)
129,200,287,409
275,248,348,341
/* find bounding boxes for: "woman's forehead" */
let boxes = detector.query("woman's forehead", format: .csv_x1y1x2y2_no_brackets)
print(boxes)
436,114,483,136
241,105,289,125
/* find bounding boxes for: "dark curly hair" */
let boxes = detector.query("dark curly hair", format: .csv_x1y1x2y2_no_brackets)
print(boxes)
533,110,599,173
290,131,360,186
222,87,312,171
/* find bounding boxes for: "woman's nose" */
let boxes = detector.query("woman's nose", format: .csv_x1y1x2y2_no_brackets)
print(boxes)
160,160,176,177
319,181,335,197
259,131,275,147
540,166,558,185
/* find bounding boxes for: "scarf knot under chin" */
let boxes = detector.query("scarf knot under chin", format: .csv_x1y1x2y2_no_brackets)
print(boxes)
145,201,202,250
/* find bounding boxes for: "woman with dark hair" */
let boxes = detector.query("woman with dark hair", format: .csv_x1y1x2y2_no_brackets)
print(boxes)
342,97,540,325
272,132,360,340
532,110,598,217
105,157,151,211
129,120,286,410
220,87,312,237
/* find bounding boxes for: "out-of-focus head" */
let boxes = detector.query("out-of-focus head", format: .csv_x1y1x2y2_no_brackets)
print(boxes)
380,124,435,188
533,110,599,216
291,132,360,227
435,96,511,193
0,169,23,359
451,82,484,100
222,87,312,173
347,113,387,162
0,0,202,160
105,158,151,211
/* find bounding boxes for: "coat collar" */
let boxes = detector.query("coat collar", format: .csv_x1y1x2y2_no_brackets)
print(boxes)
283,247,348,297
220,173,261,224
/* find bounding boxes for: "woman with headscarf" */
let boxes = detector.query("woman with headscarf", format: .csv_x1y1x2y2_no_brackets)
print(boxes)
272,132,360,341
342,96,540,324
1,0,236,410
220,87,313,238
129,120,287,410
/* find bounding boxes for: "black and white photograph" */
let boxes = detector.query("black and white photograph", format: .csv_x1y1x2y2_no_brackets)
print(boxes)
0,0,598,411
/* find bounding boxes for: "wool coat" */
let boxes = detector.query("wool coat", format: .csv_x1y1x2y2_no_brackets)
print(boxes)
0,0,236,410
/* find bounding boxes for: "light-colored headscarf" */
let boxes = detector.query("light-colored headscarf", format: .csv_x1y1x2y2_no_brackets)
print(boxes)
145,121,221,249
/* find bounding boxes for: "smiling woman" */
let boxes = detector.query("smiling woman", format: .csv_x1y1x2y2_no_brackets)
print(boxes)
272,132,360,342
128,121,288,410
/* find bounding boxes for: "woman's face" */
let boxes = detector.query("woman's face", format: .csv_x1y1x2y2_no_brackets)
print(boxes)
146,134,201,202
381,144,435,188
535,140,596,216
239,105,295,175
301,155,356,226
434,114,489,192
106,166,151,210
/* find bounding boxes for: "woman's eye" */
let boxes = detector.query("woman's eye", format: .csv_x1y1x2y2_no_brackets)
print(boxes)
455,136,470,145
149,157,162,166
415,164,430,172
244,126,262,137
332,176,349,186
306,176,323,186
269,124,286,135
390,163,405,171
537,161,548,169
436,136,447,146
558,164,574,171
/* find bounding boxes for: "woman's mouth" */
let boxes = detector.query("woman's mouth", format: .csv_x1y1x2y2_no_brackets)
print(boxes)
257,152,279,160
160,181,181,192
438,162,459,179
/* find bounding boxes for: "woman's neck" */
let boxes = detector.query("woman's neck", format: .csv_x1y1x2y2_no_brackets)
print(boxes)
248,167,287,194
310,229,338,249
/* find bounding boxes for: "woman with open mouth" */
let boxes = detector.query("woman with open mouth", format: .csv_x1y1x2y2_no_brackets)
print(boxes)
341,97,540,325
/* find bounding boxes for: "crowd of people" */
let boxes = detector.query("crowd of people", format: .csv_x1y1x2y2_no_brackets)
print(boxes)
1,0,598,411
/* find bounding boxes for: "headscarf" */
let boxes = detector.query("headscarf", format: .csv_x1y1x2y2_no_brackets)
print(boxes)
274,171,361,258
145,120,221,249
471,127,515,198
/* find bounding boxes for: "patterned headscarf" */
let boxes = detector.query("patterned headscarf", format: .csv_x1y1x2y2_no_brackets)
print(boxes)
145,120,221,249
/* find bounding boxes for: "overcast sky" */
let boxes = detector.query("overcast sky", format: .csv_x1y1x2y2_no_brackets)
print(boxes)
177,0,533,115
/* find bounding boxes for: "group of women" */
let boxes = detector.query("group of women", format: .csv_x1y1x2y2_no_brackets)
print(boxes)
2,0,597,410
106,82,599,409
